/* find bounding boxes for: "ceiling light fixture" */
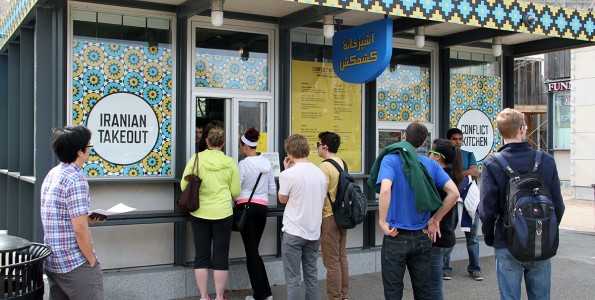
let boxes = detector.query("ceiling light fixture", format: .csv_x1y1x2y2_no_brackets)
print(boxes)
414,27,425,48
211,0,224,27
323,15,335,39
492,36,503,57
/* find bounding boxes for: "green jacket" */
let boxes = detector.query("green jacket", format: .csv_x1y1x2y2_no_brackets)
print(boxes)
181,150,241,219
367,141,442,212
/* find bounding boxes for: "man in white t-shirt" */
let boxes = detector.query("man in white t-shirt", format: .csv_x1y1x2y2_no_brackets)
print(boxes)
279,134,327,300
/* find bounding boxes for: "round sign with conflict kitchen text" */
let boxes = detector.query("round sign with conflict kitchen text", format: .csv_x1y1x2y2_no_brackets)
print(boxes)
86,92,159,165
456,109,494,161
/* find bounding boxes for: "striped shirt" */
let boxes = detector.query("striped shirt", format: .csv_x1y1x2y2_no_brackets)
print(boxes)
41,162,94,273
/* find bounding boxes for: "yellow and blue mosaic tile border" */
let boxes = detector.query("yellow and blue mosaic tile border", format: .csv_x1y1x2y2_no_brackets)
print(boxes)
285,0,595,41
2,1,594,49
0,0,36,48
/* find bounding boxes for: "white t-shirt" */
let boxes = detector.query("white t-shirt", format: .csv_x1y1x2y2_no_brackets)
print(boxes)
279,162,327,240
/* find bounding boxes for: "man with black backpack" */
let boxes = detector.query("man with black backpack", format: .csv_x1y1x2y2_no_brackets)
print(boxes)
480,108,565,300
317,131,350,300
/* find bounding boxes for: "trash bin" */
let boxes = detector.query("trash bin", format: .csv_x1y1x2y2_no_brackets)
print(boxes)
1,235,51,300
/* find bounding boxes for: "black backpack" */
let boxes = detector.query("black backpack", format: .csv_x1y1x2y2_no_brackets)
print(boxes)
493,150,559,262
323,159,368,229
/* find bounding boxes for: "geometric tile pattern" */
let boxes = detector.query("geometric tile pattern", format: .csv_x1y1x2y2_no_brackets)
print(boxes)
286,0,595,41
449,74,503,165
72,38,173,178
195,52,268,90
377,66,431,122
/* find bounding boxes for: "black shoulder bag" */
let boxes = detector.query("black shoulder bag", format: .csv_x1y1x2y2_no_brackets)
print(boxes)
232,173,263,231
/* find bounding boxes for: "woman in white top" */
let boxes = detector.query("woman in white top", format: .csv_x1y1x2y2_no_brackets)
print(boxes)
236,128,276,300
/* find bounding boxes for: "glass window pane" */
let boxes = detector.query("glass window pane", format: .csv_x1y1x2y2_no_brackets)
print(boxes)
378,131,430,155
290,32,362,172
195,28,269,90
553,92,571,149
238,101,268,160
377,49,431,122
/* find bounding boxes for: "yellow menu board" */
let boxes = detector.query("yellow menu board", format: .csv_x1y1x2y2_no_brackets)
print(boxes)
291,60,362,172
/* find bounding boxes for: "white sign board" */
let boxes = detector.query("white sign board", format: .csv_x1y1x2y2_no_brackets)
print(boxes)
456,109,494,161
87,93,159,165
260,152,281,177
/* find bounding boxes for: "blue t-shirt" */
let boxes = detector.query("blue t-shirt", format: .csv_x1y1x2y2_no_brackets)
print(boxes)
377,154,451,230
461,149,477,170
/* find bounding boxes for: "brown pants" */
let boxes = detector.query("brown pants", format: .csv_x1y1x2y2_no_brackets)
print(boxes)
46,262,104,300
320,216,349,300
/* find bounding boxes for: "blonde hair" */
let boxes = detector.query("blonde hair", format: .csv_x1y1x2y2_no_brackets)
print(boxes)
496,108,525,139
284,134,310,158
207,126,225,148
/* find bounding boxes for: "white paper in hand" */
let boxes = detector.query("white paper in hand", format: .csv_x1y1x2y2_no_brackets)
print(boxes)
89,203,136,218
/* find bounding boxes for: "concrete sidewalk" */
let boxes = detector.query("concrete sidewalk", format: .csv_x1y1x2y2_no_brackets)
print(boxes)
194,229,595,300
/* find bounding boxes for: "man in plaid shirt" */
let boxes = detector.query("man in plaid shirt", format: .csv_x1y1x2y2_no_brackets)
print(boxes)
41,125,104,300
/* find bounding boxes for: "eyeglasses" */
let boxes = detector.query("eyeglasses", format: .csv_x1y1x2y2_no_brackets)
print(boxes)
429,150,445,159
86,145,94,148
316,142,322,148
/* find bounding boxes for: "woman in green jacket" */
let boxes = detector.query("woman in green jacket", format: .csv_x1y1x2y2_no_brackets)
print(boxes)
181,126,241,300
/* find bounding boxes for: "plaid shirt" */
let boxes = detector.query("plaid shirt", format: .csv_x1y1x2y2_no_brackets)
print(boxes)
41,162,94,273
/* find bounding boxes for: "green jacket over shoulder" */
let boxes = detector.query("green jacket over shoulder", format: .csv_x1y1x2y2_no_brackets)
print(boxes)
367,141,442,212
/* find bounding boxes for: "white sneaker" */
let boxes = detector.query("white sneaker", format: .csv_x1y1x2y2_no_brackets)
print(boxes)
245,296,273,300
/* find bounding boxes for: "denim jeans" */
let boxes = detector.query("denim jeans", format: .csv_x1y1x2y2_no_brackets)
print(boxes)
281,232,320,300
381,229,432,300
495,248,551,300
427,247,449,300
443,212,481,274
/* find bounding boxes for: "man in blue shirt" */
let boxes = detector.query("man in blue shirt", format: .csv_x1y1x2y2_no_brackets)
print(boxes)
442,128,483,281
376,122,460,299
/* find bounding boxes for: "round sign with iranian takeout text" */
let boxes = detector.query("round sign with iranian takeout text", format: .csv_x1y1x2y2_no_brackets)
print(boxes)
86,92,159,165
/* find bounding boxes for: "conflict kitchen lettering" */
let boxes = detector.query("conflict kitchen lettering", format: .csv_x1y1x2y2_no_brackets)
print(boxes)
97,113,149,143
460,124,490,147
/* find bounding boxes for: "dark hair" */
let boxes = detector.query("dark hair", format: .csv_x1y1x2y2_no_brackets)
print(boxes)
241,127,260,149
198,121,220,152
50,125,92,163
446,128,463,140
432,139,463,187
318,131,340,153
404,122,428,148
196,117,209,129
